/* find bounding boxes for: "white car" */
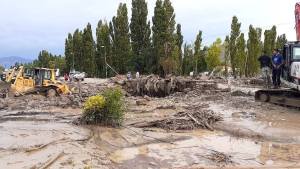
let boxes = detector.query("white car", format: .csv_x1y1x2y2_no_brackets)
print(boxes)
70,70,86,81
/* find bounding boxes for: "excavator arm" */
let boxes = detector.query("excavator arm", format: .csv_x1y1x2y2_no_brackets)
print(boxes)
295,3,300,41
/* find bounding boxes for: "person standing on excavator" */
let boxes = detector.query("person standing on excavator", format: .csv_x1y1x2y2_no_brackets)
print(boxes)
271,49,284,88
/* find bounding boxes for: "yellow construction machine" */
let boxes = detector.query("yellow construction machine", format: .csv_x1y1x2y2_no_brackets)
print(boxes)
0,66,70,97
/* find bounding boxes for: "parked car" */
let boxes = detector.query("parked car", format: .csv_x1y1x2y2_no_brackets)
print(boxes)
69,70,86,82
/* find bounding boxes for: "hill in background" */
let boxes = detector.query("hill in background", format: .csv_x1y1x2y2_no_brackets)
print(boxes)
0,56,33,68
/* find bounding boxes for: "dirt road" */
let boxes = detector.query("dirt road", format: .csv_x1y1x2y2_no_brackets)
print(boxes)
0,78,299,169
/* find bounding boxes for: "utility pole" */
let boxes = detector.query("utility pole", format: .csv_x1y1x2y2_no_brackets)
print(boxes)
101,46,107,78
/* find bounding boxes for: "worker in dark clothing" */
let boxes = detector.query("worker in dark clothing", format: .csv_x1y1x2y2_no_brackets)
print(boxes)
258,52,271,88
271,49,284,88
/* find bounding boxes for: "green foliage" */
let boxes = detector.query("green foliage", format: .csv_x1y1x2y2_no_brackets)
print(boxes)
175,24,183,74
110,3,132,74
182,43,194,75
276,34,287,50
130,0,152,73
82,23,96,77
96,20,112,78
194,31,207,73
160,45,180,75
236,33,247,76
246,25,262,77
65,33,73,72
72,29,84,71
101,88,125,126
82,88,125,126
84,95,106,112
206,38,222,71
263,26,277,56
152,0,177,75
224,36,230,76
229,16,241,77
28,50,67,73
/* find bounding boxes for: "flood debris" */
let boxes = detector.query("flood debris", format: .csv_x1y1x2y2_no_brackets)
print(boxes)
206,151,234,166
133,109,222,131
123,75,196,97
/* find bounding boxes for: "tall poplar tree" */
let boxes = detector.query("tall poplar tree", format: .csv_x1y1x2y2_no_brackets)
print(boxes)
276,34,288,50
246,25,262,77
110,3,132,74
96,20,112,77
224,36,230,77
182,43,194,75
152,0,177,75
82,23,96,77
229,16,241,78
263,26,277,56
194,31,206,73
236,33,247,77
65,33,73,72
175,24,183,74
152,0,165,73
130,0,151,73
72,29,83,71
206,38,222,71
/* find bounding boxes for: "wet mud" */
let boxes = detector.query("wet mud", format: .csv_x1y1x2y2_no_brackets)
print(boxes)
0,79,300,169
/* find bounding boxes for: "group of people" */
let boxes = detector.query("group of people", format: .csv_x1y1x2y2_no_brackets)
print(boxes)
258,49,284,89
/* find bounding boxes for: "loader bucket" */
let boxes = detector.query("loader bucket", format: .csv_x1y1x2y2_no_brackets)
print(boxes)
58,84,71,95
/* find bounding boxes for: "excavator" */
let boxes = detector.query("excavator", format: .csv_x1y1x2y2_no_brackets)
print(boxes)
255,3,300,107
0,66,70,97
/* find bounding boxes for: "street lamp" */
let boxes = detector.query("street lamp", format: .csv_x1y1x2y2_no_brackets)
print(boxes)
100,46,107,78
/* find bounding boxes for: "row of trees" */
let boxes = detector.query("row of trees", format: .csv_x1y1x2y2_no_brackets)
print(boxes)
64,0,186,77
26,50,66,72
225,16,287,78
28,0,288,78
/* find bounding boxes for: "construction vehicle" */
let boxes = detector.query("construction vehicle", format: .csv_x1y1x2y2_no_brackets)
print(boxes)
0,66,70,97
255,3,300,107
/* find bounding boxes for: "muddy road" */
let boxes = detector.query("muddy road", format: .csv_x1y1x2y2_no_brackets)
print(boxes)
0,78,300,169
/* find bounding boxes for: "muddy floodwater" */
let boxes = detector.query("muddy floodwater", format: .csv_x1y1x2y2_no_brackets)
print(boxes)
0,80,300,169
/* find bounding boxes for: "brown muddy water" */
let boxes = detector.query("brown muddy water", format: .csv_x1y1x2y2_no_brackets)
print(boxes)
0,93,300,169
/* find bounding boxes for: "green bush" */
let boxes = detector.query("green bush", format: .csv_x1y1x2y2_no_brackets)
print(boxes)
81,87,125,126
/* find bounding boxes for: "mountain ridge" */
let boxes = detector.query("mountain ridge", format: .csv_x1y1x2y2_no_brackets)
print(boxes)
0,56,33,68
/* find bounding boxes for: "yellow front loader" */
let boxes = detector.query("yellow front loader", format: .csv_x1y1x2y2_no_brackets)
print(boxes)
0,66,70,97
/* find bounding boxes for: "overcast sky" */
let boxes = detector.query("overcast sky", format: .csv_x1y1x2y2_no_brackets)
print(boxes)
0,0,298,59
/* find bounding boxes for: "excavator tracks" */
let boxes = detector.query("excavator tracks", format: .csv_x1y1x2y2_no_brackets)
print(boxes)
255,89,300,108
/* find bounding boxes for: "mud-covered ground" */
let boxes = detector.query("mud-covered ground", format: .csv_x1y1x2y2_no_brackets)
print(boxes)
0,78,300,169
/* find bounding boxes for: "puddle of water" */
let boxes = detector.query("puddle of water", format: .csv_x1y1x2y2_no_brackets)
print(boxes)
210,102,300,143
0,121,89,150
92,123,300,168
94,127,262,168
259,142,300,165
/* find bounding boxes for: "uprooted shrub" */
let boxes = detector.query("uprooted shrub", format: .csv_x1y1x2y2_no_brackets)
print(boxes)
81,87,125,126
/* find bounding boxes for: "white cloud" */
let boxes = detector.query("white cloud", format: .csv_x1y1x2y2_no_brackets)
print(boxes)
0,0,298,58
